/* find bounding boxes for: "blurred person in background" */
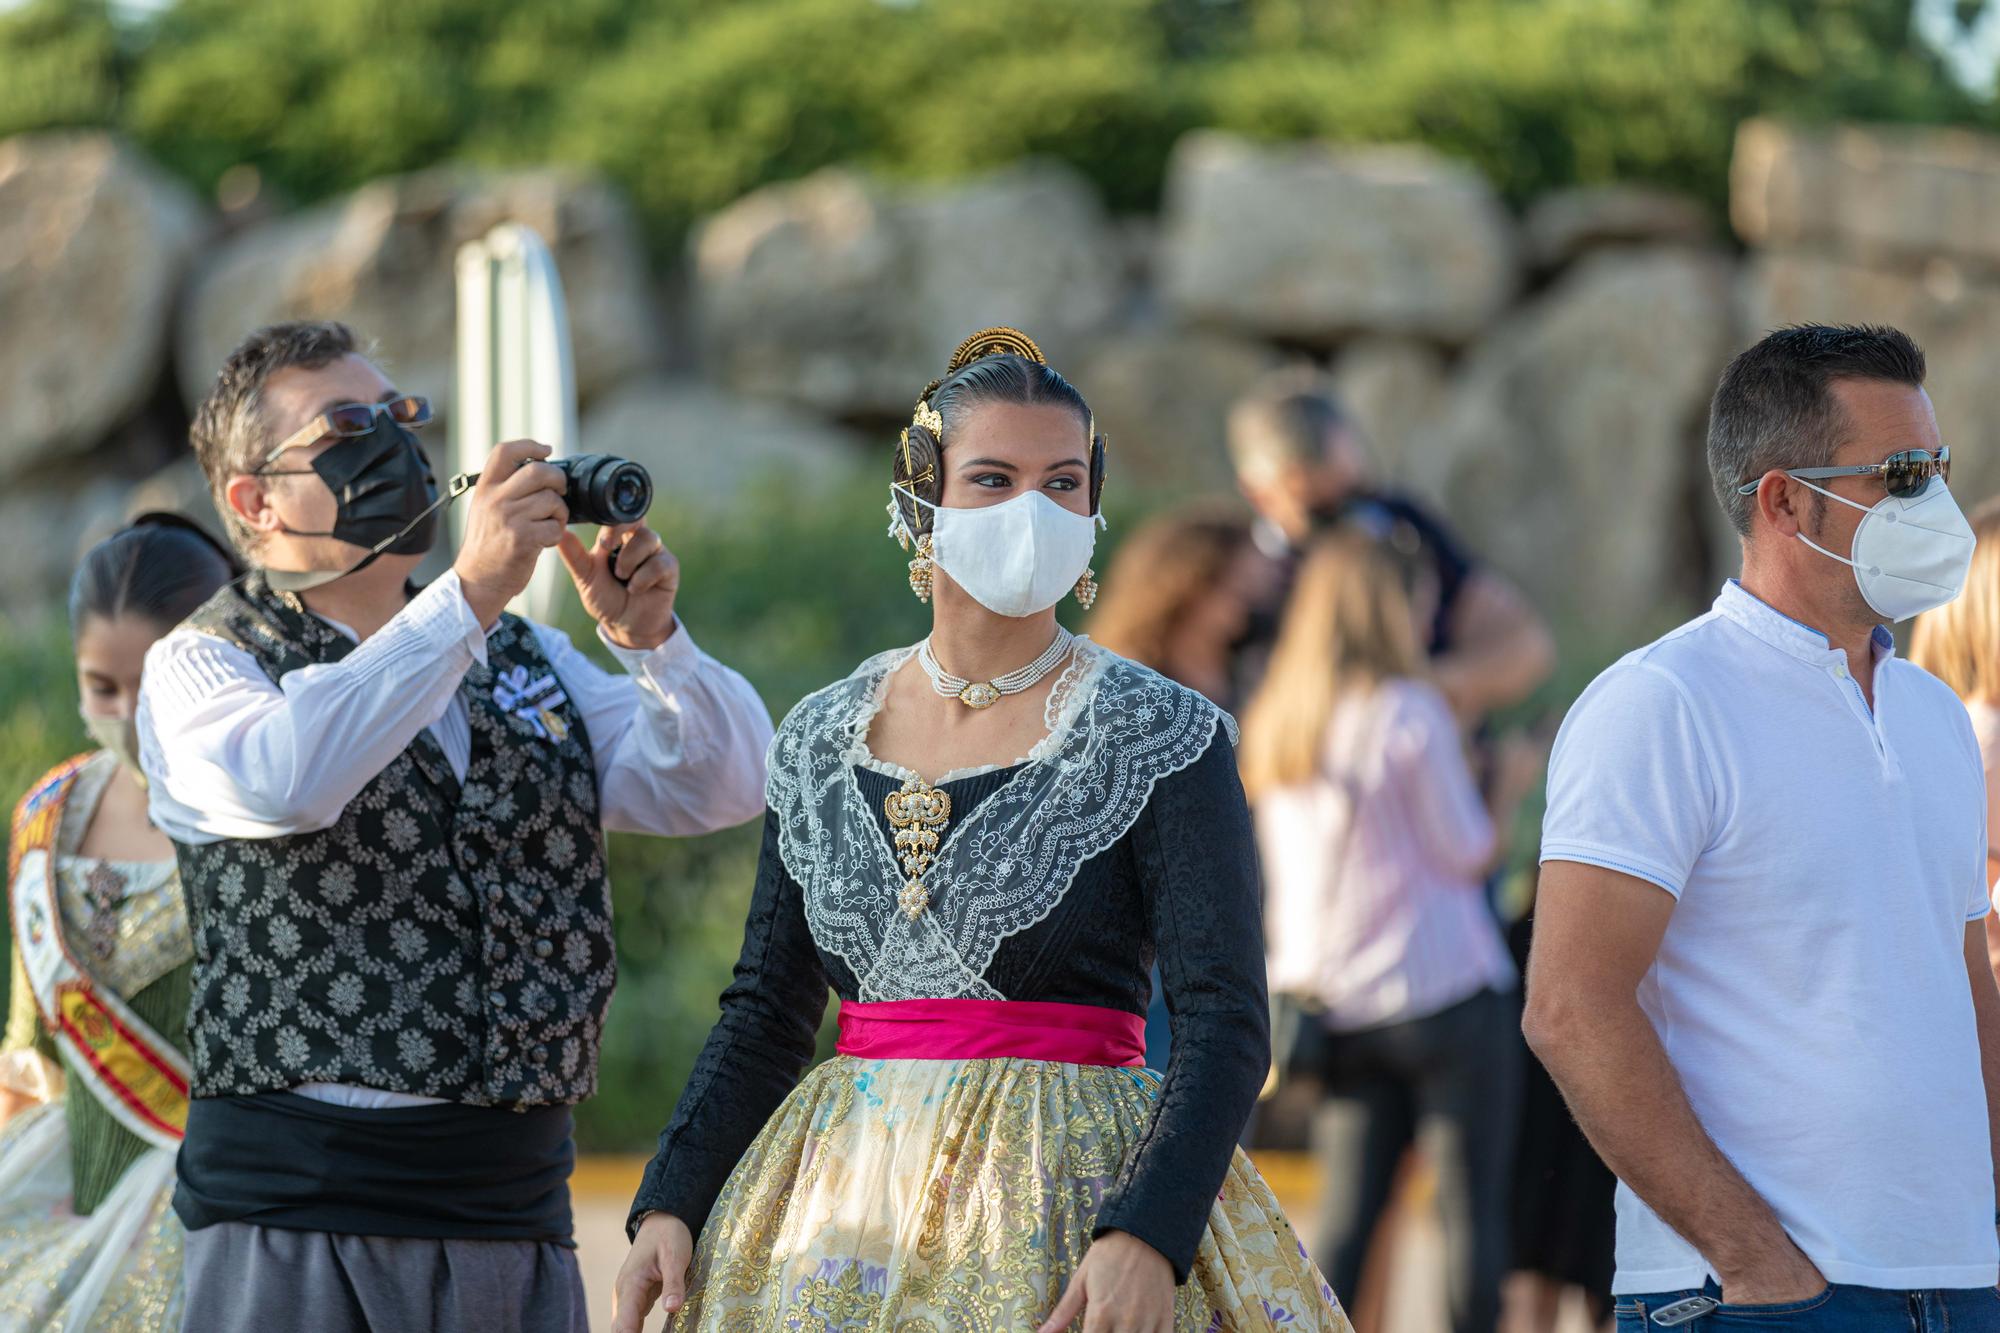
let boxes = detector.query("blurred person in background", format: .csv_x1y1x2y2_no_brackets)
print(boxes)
615,328,1349,1333
1225,368,1554,722
1910,494,2000,988
138,320,772,1333
0,515,238,1330
1088,503,1265,708
1087,503,1267,1068
1529,324,2000,1330
1245,530,1543,1333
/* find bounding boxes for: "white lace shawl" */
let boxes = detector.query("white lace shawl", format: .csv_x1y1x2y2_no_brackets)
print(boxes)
766,639,1238,1001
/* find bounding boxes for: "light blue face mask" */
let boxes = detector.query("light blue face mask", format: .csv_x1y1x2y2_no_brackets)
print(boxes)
1791,476,1976,621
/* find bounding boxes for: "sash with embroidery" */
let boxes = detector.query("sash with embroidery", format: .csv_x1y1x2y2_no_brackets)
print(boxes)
7,756,189,1149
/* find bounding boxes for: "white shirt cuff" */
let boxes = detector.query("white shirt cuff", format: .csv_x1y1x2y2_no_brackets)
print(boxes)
597,616,695,677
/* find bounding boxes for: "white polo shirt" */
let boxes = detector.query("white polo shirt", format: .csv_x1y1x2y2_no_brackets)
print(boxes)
1541,580,1996,1294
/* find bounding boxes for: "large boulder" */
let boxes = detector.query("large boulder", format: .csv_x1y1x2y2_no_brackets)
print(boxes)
1741,251,2000,506
1732,119,2000,271
1158,132,1519,345
0,476,133,618
0,133,207,480
179,167,659,415
578,377,866,507
1524,185,1712,271
692,162,1125,419
1330,338,1452,491
1076,331,1278,496
1425,249,1735,631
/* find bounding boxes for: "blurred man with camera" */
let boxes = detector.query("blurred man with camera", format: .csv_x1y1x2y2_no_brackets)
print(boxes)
136,320,773,1332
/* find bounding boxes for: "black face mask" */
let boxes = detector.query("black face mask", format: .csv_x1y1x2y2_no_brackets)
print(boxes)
279,419,440,557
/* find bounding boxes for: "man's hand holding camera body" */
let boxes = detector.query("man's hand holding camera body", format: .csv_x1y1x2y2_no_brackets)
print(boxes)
454,439,678,650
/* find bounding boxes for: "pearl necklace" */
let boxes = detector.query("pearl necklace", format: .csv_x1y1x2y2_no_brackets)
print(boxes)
918,628,1076,710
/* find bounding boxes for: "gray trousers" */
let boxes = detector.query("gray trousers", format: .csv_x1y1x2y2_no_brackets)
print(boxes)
182,1221,589,1333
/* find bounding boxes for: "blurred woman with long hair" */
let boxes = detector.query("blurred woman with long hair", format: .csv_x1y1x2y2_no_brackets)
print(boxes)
1244,530,1541,1333
0,514,239,1329
1910,494,2000,982
1088,505,1261,706
1088,504,1263,1067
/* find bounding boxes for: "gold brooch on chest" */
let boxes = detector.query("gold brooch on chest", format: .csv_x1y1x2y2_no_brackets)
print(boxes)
884,774,952,920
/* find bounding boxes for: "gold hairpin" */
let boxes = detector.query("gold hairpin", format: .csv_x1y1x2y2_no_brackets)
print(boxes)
946,326,1044,373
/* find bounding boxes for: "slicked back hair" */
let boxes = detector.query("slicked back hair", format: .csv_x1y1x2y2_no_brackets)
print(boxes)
1707,324,1927,538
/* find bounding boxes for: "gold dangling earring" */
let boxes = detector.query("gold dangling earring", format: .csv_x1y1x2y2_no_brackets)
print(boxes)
1074,567,1098,610
909,535,935,603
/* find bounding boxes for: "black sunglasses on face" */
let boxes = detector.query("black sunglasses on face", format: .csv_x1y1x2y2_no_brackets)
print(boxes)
1735,446,1950,501
259,396,433,470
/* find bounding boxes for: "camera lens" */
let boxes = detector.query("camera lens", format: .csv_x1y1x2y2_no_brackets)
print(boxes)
555,454,653,526
603,463,651,524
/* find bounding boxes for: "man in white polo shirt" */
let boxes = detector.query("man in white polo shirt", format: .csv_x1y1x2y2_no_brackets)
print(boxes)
1525,324,2000,1332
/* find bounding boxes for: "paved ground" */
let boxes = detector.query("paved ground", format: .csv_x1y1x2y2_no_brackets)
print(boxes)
569,1155,1598,1333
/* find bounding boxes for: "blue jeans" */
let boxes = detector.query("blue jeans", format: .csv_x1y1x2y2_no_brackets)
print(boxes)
1614,1282,2000,1331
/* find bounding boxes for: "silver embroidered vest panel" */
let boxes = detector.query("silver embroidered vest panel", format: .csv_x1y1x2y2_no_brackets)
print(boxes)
173,575,614,1107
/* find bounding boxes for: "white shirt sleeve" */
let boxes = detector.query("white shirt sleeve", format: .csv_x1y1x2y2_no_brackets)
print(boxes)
530,619,773,836
1538,660,1718,899
138,572,488,844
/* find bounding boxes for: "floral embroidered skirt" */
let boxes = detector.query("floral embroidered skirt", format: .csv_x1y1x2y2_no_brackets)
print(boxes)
675,1055,1351,1332
0,1101,184,1331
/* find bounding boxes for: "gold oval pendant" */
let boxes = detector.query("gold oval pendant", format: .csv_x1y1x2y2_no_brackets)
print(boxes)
958,681,1001,709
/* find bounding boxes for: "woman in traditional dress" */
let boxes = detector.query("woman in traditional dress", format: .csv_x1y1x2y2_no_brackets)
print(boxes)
613,328,1349,1333
0,514,238,1330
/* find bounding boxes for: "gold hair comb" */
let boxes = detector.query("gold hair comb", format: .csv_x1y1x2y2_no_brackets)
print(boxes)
946,326,1045,373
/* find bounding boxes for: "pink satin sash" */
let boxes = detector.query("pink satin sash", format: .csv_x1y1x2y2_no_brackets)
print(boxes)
835,998,1148,1067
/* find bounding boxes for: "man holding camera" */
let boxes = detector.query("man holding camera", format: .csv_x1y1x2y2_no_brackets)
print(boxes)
136,321,773,1332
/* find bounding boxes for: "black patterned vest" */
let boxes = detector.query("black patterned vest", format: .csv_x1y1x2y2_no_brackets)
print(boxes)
173,574,615,1108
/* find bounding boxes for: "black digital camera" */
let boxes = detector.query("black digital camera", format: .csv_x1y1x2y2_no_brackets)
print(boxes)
552,453,653,527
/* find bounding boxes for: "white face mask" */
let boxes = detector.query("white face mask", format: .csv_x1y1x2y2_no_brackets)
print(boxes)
1794,476,1976,622
893,486,1100,619
81,710,147,788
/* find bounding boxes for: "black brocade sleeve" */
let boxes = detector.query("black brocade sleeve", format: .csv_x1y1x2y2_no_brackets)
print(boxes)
626,810,829,1239
1091,723,1271,1282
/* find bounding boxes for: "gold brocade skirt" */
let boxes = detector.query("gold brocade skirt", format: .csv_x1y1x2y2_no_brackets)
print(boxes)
0,1100,184,1332
675,1055,1352,1332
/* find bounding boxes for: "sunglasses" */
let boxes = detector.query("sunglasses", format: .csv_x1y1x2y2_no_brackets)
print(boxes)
260,395,433,469
1735,446,1950,502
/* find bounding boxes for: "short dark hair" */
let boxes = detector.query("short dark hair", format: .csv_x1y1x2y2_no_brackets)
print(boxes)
1707,324,1928,537
69,512,241,637
189,320,360,553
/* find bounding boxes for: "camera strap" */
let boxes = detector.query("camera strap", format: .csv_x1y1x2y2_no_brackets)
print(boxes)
263,472,478,594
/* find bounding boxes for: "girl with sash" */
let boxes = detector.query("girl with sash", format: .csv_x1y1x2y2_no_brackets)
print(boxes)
614,329,1350,1333
0,515,238,1329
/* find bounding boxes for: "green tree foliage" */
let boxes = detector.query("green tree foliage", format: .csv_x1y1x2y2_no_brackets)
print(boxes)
0,0,121,137
1,0,1986,249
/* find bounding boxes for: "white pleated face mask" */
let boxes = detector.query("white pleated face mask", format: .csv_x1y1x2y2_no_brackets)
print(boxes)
1794,476,1976,621
894,485,1099,618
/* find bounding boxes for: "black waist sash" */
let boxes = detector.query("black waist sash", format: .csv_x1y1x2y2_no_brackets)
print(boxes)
173,1093,576,1245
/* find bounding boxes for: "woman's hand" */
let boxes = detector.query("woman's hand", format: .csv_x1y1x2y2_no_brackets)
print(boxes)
1037,1230,1177,1333
611,1211,695,1333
